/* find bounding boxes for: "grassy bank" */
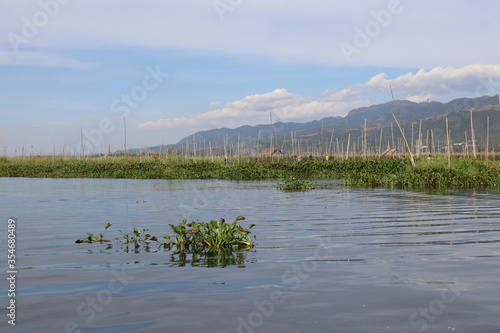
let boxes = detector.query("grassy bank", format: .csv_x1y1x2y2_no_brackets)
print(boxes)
0,155,499,189
342,158,500,188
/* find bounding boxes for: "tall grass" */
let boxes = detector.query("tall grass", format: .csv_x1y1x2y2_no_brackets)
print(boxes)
342,157,500,188
1,155,499,188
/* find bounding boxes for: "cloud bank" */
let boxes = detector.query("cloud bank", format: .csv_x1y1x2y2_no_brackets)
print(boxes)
2,1,500,68
139,64,500,130
363,64,500,102
137,88,368,130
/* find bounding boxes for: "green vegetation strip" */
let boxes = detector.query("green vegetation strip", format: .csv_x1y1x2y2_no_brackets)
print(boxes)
278,177,316,191
1,156,500,188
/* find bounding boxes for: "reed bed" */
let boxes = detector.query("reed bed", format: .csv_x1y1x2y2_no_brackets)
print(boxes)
1,155,499,189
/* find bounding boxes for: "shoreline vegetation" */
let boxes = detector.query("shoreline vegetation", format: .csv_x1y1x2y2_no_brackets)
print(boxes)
1,154,499,188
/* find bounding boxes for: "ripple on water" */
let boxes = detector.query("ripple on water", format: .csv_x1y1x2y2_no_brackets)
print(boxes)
1,178,499,332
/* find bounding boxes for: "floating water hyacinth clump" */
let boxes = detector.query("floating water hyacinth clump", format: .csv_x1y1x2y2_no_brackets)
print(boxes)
278,177,315,192
76,216,255,255
168,216,255,253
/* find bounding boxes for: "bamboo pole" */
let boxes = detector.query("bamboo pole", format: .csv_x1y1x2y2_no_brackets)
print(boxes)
411,122,414,153
391,123,395,149
390,87,415,167
430,129,435,156
417,119,422,158
346,133,351,160
378,127,383,158
328,130,334,157
363,118,367,159
446,118,451,168
321,119,324,155
486,116,490,161
336,138,340,159
257,129,261,156
425,130,430,156
80,126,83,159
237,132,241,162
269,112,273,158
470,110,477,158
281,134,286,155
223,134,227,159
194,134,197,158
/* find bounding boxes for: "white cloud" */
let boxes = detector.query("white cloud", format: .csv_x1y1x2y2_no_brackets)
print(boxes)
361,64,500,102
1,1,500,67
404,94,438,103
0,51,95,68
139,63,500,131
138,88,369,130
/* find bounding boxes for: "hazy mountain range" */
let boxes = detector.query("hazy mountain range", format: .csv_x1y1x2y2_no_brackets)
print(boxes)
122,94,500,155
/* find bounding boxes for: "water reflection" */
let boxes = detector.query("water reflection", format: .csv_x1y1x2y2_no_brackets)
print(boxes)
168,250,254,268
84,243,255,268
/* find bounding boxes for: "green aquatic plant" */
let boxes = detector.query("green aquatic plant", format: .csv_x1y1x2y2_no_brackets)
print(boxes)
278,177,315,191
168,216,255,253
117,227,166,251
165,216,255,267
75,222,113,243
75,216,256,256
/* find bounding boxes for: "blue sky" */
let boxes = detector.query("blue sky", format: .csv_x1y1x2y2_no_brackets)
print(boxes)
1,0,500,156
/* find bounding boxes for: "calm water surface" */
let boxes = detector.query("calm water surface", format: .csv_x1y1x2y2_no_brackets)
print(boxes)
0,178,499,333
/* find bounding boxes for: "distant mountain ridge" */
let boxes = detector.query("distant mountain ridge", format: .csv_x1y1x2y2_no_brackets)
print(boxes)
123,94,499,155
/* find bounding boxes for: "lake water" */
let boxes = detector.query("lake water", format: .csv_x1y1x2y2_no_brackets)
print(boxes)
0,177,499,333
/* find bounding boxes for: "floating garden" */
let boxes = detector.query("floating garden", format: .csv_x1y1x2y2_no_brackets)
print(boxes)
2,155,500,188
278,177,315,191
